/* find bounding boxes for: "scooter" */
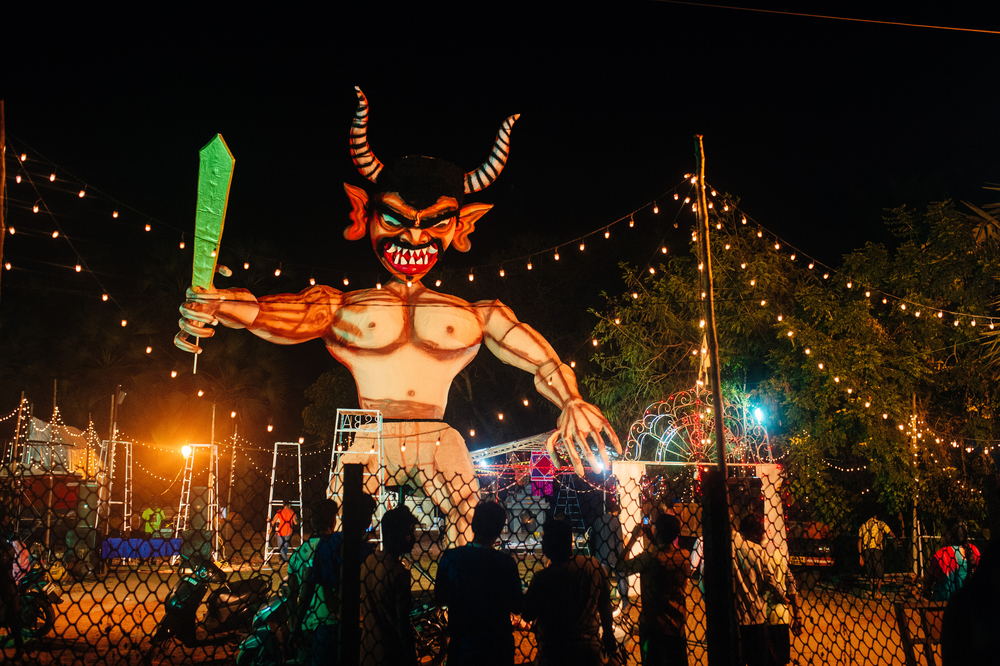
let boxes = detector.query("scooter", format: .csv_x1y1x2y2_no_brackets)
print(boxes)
235,582,292,666
145,553,270,659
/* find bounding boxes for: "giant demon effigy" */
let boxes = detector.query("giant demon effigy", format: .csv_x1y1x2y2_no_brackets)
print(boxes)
176,88,621,544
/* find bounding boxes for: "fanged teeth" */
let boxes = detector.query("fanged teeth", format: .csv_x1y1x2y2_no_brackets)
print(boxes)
388,246,435,266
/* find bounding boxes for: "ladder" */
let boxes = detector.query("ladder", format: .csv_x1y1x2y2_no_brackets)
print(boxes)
329,409,389,545
174,443,220,560
95,439,131,533
555,476,587,534
263,442,305,564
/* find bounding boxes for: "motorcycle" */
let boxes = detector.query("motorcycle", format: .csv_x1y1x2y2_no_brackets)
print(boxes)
0,561,61,648
144,553,270,661
235,582,292,666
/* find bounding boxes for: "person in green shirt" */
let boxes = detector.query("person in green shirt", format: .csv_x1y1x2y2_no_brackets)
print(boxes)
141,500,166,536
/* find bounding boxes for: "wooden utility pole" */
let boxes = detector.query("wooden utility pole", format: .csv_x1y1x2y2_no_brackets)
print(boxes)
694,135,741,666
1,99,7,303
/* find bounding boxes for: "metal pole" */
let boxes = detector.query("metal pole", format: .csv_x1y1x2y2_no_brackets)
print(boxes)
694,135,741,666
339,464,364,665
0,99,7,303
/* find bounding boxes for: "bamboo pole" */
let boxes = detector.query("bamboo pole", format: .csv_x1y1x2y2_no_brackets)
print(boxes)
694,135,741,666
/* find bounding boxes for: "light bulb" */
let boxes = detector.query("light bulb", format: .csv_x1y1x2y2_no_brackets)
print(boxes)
231,411,237,418
75,264,82,272
554,251,560,260
407,280,412,287
197,390,204,397
498,413,504,420
145,346,152,354
436,439,441,446
470,429,476,437
632,292,638,299
19,154,26,161
343,277,349,286
120,319,127,327
527,262,533,270
847,282,852,288
376,282,382,290
499,268,505,277
145,224,151,232
570,361,576,368
171,370,178,378
674,193,679,200
523,399,529,406
579,242,585,251
760,300,767,306
808,263,814,269
653,203,659,214
244,262,250,270
179,241,185,249
310,278,316,286
605,230,610,239
274,268,281,277
805,348,811,354
662,247,668,254
112,211,119,218
818,363,824,369
15,175,21,183
102,293,108,301
614,318,621,325
592,339,599,346
468,273,474,281
711,190,717,196
690,177,697,184
49,173,56,182
629,216,634,228
78,190,85,198
865,291,871,297
3,263,9,270
32,204,39,213
435,279,441,287
298,437,304,443
267,424,274,432
52,231,59,238
757,231,762,238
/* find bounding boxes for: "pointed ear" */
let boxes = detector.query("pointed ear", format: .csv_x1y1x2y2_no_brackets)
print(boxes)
343,183,370,241
452,203,493,252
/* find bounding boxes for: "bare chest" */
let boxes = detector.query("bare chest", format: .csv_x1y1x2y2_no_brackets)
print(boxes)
330,295,484,352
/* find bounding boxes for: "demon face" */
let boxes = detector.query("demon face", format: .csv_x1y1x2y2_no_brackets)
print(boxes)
342,87,516,284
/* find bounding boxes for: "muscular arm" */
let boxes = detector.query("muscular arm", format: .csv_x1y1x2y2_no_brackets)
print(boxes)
179,284,342,351
480,300,621,475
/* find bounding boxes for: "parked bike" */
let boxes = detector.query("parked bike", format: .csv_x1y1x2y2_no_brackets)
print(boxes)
144,553,270,661
0,555,62,649
235,582,292,666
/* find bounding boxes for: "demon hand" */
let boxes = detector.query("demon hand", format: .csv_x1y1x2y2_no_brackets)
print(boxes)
546,398,622,477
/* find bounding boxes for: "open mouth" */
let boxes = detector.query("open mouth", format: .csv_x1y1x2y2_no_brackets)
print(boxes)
381,241,439,275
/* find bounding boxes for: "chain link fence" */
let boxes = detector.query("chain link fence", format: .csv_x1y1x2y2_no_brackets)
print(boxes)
0,441,990,664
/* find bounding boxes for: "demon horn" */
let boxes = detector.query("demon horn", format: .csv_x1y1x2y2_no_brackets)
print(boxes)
350,87,385,183
464,114,520,194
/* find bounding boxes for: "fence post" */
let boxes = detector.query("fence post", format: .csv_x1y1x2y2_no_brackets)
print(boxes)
339,463,363,665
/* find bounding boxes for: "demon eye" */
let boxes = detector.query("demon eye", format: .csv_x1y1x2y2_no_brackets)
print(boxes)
430,217,454,229
382,213,404,228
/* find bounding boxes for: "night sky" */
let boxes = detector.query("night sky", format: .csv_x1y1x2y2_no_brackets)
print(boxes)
2,3,998,449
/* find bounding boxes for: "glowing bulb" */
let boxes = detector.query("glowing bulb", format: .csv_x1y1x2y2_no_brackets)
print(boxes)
113,211,119,218
834,376,840,382
653,203,659,214
882,413,888,419
244,262,250,270
915,311,921,317
120,319,127,327
579,242,585,251
673,193,679,200
231,411,237,418
805,348,811,354
900,304,906,310
468,273,474,281
937,311,943,318
171,370,178,378
197,390,204,397
523,399,529,406
690,177,697,184
554,251,560,260
760,300,767,306
343,277,349,286
435,280,441,287
649,268,655,274
570,361,576,368
401,443,406,452
592,339,599,346
971,320,977,326
741,263,746,269
210,251,216,257
865,291,871,297
808,263,814,269
787,330,794,337
267,424,274,432
823,273,829,279
376,282,382,290
145,224,151,232
310,278,316,286
790,254,796,260
274,268,281,276
145,346,152,354
75,264,82,272
725,244,730,250
19,154,26,162
631,292,638,299
498,413,504,420
699,319,705,328
15,175,21,183
182,445,192,458
629,216,634,228
818,363,824,369
78,190,85,198
750,279,756,286
179,241,185,249
470,429,476,437
661,247,668,254
757,231,762,238
614,318,621,325
52,230,59,238
774,243,780,250
299,437,304,444
605,230,610,239
865,402,870,408
777,314,783,321
3,263,9,270
49,173,56,182
527,262,533,270
32,204,39,213
499,268,505,277
436,439,441,446
102,293,108,302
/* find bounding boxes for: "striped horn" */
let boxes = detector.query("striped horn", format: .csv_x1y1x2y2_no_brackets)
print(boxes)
349,87,384,183
464,114,520,194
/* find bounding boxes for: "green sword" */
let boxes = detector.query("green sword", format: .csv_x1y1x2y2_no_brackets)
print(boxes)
174,134,235,373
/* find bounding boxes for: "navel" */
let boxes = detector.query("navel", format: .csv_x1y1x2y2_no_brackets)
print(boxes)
446,326,454,335
407,390,415,397
369,322,376,328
